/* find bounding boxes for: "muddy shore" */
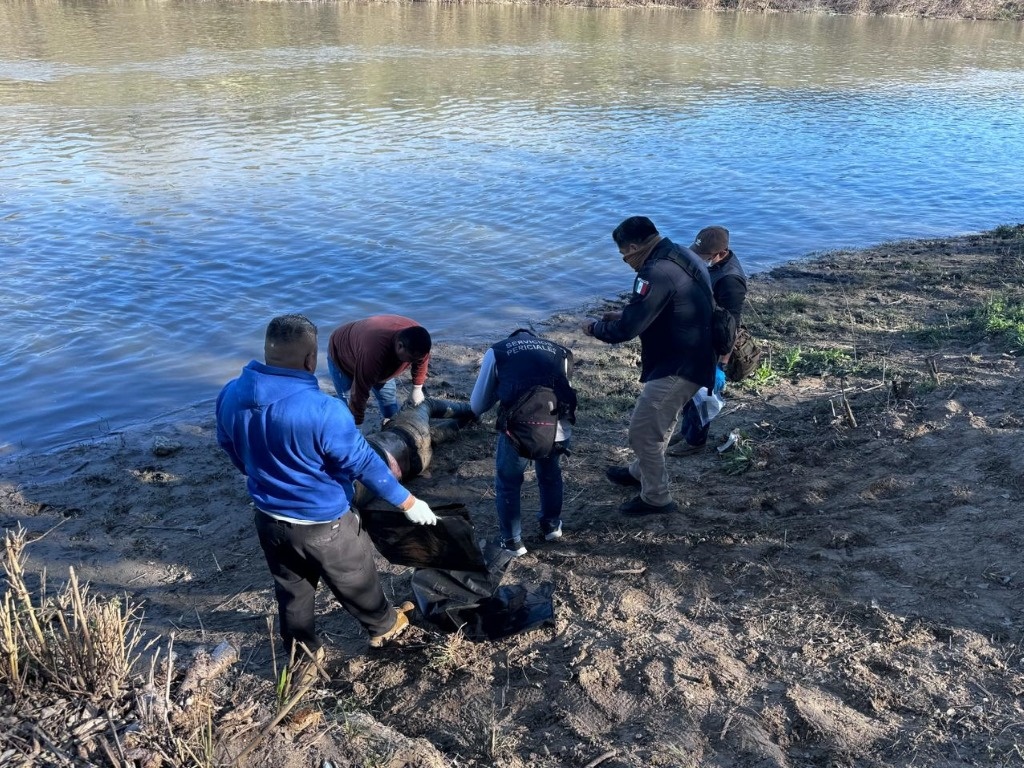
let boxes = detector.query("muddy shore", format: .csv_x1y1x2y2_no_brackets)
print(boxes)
1,224,1023,767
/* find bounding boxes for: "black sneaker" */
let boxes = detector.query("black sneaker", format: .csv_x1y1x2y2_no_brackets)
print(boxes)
619,495,679,516
499,538,527,557
605,465,641,487
539,519,563,541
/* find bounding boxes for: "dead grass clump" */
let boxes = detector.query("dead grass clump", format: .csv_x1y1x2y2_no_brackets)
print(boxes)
0,526,250,766
426,629,474,678
0,525,145,703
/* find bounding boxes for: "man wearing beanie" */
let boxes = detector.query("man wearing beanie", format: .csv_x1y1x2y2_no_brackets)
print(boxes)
669,225,748,455
582,216,717,516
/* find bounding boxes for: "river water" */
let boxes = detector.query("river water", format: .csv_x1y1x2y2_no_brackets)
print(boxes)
1,1,1022,455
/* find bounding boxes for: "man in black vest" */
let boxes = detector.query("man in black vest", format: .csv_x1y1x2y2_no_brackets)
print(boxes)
583,216,717,516
669,225,749,455
470,329,576,556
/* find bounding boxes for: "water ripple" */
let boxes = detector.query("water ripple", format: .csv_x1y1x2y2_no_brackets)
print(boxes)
1,3,1023,453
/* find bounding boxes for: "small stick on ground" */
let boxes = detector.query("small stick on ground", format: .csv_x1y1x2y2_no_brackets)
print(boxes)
230,674,320,766
840,382,857,428
583,749,618,768
213,583,254,612
843,395,857,428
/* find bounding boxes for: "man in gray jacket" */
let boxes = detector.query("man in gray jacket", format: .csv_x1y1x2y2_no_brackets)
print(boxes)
583,216,717,516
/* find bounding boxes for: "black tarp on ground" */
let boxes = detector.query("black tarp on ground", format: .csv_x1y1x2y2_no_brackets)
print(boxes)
360,504,488,573
361,504,555,641
411,539,555,642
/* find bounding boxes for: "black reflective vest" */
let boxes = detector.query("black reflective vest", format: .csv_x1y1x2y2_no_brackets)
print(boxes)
491,332,576,418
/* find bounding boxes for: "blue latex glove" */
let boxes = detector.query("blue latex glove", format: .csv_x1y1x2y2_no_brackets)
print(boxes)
713,365,727,395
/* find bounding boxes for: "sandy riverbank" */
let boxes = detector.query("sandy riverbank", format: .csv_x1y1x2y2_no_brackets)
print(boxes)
1,224,1023,766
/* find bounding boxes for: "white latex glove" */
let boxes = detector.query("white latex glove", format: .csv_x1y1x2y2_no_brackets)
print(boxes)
403,498,438,525
408,384,425,406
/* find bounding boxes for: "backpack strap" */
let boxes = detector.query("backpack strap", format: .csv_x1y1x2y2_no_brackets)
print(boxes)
659,249,715,308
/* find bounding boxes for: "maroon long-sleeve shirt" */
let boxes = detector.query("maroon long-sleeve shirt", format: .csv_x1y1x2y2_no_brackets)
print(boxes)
328,315,430,425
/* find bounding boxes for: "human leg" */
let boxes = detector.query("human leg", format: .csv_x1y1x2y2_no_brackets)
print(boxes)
680,399,710,445
534,448,564,533
254,511,322,653
372,378,401,420
494,434,528,545
667,399,710,455
327,357,353,404
307,512,396,638
627,376,699,506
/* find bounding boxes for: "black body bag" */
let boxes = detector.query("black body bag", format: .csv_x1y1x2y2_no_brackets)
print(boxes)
360,504,488,573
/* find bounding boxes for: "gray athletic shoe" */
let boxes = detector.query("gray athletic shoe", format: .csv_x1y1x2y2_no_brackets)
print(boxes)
499,538,528,557
540,520,563,541
666,440,705,457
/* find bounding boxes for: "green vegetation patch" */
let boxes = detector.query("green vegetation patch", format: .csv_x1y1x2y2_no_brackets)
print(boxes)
755,345,858,379
991,223,1024,240
972,296,1024,350
915,294,1024,352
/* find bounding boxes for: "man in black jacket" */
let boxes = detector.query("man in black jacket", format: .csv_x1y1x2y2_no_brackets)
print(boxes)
669,225,749,455
583,216,717,516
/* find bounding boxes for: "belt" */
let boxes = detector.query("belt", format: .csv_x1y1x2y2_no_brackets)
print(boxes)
258,509,347,528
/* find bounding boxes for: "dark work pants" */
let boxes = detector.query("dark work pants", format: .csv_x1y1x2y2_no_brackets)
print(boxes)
254,510,396,653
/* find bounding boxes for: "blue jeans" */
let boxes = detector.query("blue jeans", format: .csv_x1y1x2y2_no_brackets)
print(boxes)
494,434,564,542
327,358,400,421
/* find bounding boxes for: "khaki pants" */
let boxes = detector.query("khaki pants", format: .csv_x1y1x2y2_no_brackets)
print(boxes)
627,375,700,506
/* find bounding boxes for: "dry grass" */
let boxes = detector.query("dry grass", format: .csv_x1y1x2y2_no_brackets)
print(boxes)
0,526,246,766
0,529,411,767
0,526,146,702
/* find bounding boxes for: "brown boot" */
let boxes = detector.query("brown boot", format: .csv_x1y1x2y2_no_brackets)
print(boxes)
290,645,326,689
369,601,414,648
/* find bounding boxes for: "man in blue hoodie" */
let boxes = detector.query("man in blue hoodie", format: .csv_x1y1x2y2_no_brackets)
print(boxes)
216,314,438,661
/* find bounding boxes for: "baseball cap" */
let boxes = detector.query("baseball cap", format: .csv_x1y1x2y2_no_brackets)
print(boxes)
692,226,729,256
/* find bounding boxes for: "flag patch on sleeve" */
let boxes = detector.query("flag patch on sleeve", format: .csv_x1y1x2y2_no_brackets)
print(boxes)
633,277,651,297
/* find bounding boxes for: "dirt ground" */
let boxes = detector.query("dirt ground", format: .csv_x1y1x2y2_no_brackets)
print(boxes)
2,225,1023,767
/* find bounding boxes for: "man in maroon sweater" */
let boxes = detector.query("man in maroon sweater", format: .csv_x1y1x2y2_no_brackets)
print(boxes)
327,315,432,426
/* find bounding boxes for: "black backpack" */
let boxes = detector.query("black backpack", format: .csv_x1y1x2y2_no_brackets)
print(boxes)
498,385,562,460
664,250,737,357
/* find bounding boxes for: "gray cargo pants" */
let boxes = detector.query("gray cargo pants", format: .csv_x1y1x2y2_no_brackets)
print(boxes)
627,375,700,506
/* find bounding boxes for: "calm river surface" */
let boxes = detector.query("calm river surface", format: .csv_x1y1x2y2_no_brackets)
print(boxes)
1,2,1023,455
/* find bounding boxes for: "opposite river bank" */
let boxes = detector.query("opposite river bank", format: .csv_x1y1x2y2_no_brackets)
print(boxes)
414,0,1024,21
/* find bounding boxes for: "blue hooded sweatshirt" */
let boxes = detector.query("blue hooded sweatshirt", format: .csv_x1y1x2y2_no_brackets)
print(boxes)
216,360,408,522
